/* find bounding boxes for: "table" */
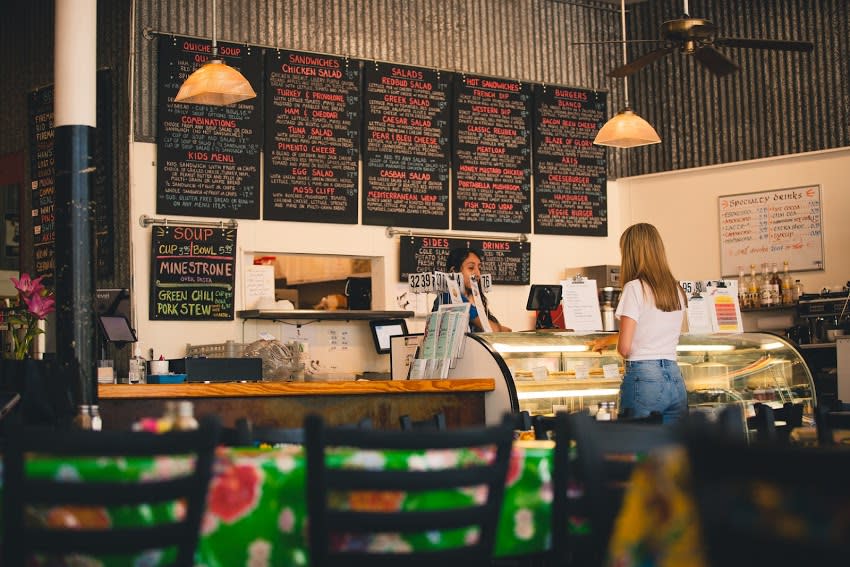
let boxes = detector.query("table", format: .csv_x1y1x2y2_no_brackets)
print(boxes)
3,440,555,566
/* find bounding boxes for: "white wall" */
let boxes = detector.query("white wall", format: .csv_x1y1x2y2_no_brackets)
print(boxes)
129,142,624,369
618,148,850,292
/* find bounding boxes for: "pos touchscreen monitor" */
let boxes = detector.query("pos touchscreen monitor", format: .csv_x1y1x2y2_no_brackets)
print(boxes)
369,319,409,355
98,315,137,345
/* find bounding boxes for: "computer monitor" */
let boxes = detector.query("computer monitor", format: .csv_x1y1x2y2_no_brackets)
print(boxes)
98,315,137,344
369,319,408,354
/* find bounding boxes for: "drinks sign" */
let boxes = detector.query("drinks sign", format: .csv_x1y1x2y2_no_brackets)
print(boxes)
150,226,237,321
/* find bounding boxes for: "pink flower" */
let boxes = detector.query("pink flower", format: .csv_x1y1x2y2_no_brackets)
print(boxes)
24,292,55,319
11,273,46,297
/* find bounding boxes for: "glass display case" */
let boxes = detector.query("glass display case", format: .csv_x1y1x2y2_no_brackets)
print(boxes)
447,331,815,426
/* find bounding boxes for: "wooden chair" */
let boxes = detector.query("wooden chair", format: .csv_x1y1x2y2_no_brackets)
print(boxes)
747,402,803,444
305,412,516,567
686,426,850,566
2,415,222,566
568,412,678,567
399,412,447,431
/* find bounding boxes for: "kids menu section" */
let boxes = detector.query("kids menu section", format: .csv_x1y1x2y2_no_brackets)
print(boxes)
155,38,608,236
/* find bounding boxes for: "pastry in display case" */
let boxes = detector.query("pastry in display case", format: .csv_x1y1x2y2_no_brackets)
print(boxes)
446,331,815,426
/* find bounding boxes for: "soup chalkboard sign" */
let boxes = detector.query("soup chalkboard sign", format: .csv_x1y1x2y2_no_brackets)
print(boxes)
150,225,237,321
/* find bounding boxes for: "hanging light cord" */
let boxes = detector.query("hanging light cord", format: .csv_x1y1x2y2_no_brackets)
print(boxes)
620,0,629,109
211,0,218,58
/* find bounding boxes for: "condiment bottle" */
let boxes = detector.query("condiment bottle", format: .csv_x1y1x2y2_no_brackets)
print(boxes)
176,401,198,431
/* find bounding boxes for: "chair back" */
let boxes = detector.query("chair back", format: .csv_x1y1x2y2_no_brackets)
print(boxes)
747,402,803,444
686,428,850,566
529,412,571,564
816,403,850,446
399,412,447,431
568,412,678,566
305,413,515,567
2,415,221,566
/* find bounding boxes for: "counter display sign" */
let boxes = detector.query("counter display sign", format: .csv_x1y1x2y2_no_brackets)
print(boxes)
157,36,262,219
532,84,608,236
362,62,452,229
150,225,237,321
399,236,530,285
263,51,361,223
452,74,532,233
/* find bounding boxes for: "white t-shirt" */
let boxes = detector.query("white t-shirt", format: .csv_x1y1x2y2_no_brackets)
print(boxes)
615,279,684,361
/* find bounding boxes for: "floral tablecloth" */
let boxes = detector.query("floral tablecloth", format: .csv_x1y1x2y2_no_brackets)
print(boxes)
2,440,555,566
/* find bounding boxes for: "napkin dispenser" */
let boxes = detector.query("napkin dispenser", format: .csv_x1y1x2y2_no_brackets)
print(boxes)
168,357,263,382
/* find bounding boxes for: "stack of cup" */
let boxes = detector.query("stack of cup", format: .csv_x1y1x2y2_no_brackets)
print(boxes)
150,359,169,376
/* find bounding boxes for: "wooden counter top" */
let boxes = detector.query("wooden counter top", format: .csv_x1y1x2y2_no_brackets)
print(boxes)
98,378,495,399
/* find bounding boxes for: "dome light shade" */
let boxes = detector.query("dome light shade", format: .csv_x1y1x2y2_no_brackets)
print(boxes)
593,108,661,148
174,59,256,106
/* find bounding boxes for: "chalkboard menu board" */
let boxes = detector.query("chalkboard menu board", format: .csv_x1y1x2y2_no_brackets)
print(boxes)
157,36,263,219
399,236,530,285
27,71,114,285
532,85,607,236
718,186,824,277
263,51,361,223
28,86,55,283
452,74,532,233
362,62,452,229
150,225,237,320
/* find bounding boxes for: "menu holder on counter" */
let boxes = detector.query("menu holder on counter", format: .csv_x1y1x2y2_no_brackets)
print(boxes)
408,304,470,379
681,279,743,333
561,276,603,331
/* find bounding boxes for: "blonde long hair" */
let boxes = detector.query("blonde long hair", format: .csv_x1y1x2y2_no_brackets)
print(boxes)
619,223,686,312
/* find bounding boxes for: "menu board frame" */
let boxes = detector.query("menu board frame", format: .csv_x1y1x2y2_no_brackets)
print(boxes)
532,84,608,236
399,236,530,285
149,225,237,321
362,61,452,229
451,73,532,234
156,35,263,219
263,50,362,224
718,185,824,277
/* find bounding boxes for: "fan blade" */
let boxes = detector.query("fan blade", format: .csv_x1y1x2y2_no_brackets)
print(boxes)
714,37,814,52
694,45,739,77
608,45,677,77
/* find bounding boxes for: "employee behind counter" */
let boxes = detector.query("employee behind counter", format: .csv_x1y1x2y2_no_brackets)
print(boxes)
432,247,512,333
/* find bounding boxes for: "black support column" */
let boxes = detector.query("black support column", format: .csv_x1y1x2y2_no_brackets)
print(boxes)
54,0,97,428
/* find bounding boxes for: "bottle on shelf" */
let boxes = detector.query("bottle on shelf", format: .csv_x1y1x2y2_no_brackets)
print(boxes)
128,347,147,385
748,264,760,309
737,266,750,309
759,263,773,308
793,279,804,302
770,263,782,305
596,402,612,421
781,261,794,305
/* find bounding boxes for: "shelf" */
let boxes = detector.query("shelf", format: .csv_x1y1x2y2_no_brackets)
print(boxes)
798,343,836,350
238,309,414,322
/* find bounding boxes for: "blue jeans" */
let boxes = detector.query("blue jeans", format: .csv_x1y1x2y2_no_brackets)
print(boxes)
619,359,688,424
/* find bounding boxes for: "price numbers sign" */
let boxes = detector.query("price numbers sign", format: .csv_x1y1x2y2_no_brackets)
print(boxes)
408,272,435,294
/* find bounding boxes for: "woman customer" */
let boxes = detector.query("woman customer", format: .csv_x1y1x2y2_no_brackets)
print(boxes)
592,223,688,423
432,247,511,332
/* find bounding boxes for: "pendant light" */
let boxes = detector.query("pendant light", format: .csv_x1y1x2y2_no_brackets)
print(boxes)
174,0,257,106
593,0,661,148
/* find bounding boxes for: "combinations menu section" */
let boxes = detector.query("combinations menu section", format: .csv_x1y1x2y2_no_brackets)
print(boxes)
157,36,263,219
362,62,452,229
264,51,361,223
150,226,237,321
399,236,530,285
452,74,532,233
533,85,607,236
28,86,55,284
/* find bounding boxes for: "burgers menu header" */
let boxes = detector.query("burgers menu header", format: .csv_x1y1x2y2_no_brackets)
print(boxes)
533,85,608,236
263,51,361,224
452,74,532,233
363,62,452,228
157,37,263,219
399,236,530,285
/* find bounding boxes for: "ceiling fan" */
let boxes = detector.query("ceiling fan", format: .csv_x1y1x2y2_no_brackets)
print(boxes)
606,0,814,78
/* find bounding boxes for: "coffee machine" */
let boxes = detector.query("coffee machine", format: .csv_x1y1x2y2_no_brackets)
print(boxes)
796,290,849,343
